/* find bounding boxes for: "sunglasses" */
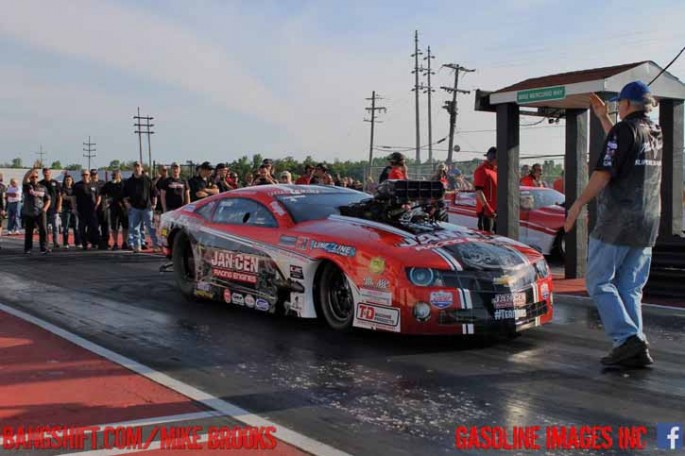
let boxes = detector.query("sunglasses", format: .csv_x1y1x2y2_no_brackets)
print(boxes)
30,175,39,179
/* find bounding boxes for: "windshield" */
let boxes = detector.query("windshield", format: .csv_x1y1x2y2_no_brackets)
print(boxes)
276,191,370,223
529,189,565,209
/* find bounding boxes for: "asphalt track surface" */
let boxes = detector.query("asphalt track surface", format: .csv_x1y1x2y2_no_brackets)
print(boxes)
1,238,684,455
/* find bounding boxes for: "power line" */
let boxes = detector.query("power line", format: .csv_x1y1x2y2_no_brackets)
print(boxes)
419,46,436,163
82,137,96,170
34,145,47,167
441,63,475,164
648,44,685,85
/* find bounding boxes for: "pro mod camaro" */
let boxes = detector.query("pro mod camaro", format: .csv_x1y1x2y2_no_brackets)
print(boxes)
160,181,553,335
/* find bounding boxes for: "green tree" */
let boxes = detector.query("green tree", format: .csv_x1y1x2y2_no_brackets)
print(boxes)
108,160,121,170
10,157,22,168
50,160,63,169
65,163,83,171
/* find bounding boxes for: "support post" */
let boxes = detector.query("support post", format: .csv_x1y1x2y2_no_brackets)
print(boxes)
659,99,684,237
564,109,589,278
496,103,520,240
588,92,610,232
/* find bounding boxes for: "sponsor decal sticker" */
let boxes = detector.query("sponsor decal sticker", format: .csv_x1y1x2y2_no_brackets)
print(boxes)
270,201,286,216
223,288,232,303
244,294,255,308
354,303,400,332
360,288,392,307
194,289,214,300
289,293,305,312
196,281,212,292
209,250,259,272
290,265,304,280
363,277,390,289
398,230,469,248
494,308,527,320
232,293,245,306
541,283,550,300
295,237,309,251
310,240,356,257
369,257,386,275
492,292,527,309
429,290,453,309
255,298,270,312
279,235,297,246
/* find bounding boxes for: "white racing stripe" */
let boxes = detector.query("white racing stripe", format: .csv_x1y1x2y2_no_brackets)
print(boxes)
0,302,352,456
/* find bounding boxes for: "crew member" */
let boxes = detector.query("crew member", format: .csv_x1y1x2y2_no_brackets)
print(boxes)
295,164,314,184
386,152,408,180
72,169,101,250
22,168,51,254
39,168,62,249
123,161,160,253
188,162,219,202
473,146,497,233
90,169,109,249
520,163,544,187
102,170,128,250
160,162,190,212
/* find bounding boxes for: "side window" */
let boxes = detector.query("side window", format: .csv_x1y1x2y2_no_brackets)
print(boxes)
213,198,277,228
195,201,217,219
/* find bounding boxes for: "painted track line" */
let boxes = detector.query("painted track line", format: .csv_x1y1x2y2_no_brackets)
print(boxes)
0,302,352,456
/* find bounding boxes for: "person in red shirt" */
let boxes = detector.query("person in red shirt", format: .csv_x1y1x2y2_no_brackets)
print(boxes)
520,163,544,187
473,147,497,233
553,170,564,193
295,165,314,184
431,163,449,189
387,152,408,180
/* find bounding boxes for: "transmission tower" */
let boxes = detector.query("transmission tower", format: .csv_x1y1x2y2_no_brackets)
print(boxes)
134,107,155,171
364,91,387,181
35,145,47,167
411,30,423,163
441,64,475,164
418,46,436,164
83,137,96,170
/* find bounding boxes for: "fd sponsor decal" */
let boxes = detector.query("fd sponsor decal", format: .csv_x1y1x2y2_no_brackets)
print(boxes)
255,298,270,312
430,291,453,309
289,265,304,280
310,240,356,257
244,294,255,308
295,237,309,251
360,288,392,307
492,292,527,309
541,283,550,300
494,308,527,320
369,257,386,275
363,277,390,289
223,288,232,303
232,293,245,306
355,303,400,332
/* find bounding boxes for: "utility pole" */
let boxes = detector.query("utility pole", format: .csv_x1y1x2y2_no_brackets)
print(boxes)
364,91,387,181
441,64,475,164
83,137,96,170
35,145,47,167
134,107,155,171
419,46,436,164
411,30,422,164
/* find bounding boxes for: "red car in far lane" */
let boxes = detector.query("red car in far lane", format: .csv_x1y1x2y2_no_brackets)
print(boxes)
447,187,566,257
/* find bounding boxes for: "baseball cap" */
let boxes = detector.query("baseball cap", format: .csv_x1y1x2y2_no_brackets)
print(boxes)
315,163,327,172
609,80,651,102
170,162,180,168
199,161,214,170
133,161,141,166
216,163,227,170
485,147,497,159
262,158,273,165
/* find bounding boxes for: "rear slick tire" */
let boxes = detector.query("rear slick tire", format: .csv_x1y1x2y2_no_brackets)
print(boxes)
172,231,196,299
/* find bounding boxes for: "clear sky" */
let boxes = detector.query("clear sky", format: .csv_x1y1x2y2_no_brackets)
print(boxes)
1,0,684,168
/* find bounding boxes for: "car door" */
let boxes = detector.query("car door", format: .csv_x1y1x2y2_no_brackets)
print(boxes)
203,198,286,310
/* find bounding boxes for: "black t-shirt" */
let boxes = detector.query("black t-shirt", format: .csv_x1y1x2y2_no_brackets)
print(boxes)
61,186,74,211
22,183,50,216
39,178,61,211
378,166,391,183
161,177,189,211
102,181,126,206
593,111,663,247
188,176,208,202
73,181,99,214
0,182,5,211
123,175,157,210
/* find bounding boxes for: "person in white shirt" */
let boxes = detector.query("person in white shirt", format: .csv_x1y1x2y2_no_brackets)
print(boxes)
5,178,22,234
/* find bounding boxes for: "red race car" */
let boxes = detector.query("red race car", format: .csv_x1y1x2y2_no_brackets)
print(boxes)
159,181,553,336
447,187,566,257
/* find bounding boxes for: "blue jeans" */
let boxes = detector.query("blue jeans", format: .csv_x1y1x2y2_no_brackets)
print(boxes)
128,207,159,249
7,202,19,232
585,237,652,347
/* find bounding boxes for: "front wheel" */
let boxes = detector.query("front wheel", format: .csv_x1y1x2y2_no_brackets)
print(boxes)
172,231,196,298
554,231,565,259
318,263,354,331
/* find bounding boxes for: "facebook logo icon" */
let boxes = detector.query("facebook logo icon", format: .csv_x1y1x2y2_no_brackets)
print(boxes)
657,423,683,450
